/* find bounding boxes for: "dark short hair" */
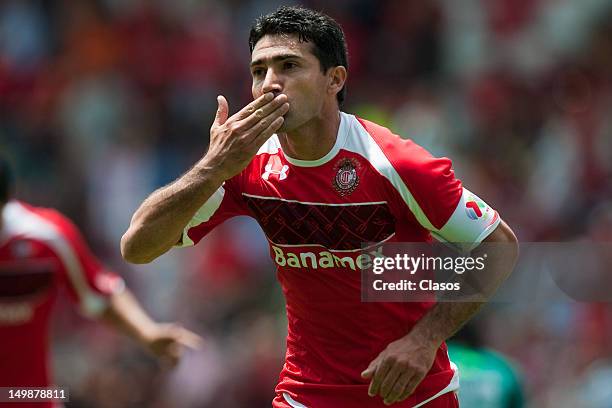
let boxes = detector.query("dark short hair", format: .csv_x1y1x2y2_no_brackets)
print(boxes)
249,6,348,106
0,156,13,204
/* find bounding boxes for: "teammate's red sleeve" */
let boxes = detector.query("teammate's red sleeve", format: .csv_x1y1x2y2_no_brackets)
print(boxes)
176,176,248,247
36,208,125,317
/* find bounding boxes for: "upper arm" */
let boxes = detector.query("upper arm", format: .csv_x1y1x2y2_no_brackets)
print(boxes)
482,219,517,244
384,139,501,251
432,187,502,251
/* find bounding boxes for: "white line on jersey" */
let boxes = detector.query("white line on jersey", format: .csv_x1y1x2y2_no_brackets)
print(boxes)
242,193,387,207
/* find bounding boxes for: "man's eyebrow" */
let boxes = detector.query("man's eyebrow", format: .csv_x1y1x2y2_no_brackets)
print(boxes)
250,54,302,68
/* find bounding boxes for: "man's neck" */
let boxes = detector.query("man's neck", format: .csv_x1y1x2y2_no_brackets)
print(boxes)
278,109,341,161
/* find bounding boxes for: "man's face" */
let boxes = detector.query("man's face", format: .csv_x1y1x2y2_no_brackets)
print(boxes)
250,34,331,133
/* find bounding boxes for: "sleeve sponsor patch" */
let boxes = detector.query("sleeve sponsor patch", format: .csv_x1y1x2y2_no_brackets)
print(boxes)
432,188,500,252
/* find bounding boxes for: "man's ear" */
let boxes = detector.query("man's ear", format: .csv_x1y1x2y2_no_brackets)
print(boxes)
328,66,347,97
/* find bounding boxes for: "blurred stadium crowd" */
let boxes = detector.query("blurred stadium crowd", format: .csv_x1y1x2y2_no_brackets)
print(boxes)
1,0,612,407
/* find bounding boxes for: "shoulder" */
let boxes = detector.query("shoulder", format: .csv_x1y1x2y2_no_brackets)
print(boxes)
345,114,453,179
4,201,60,235
3,200,83,248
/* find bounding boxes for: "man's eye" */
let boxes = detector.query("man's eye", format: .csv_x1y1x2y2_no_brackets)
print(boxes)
283,62,297,70
252,69,264,77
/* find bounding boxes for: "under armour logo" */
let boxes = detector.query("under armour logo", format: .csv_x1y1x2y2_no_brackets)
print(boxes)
262,155,289,181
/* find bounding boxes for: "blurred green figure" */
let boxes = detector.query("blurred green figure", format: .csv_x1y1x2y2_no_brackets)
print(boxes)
448,323,525,408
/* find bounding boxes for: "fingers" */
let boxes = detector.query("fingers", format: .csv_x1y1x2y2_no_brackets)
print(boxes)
368,358,392,397
147,324,203,368
251,115,284,148
379,364,403,401
363,355,427,405
383,371,413,405
158,324,203,351
235,94,288,132
148,336,180,368
397,372,426,402
250,102,289,141
361,360,378,380
159,343,181,368
176,327,204,350
214,95,229,126
232,92,275,122
397,384,413,404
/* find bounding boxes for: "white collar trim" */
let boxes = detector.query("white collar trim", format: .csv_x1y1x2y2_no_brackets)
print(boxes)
282,112,349,168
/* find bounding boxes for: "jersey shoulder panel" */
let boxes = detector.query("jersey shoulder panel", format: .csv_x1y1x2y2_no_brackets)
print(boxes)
344,116,461,230
2,201,122,316
354,116,460,190
349,117,500,248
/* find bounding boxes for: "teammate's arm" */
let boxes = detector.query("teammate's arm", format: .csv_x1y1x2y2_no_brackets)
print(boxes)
42,208,202,367
362,220,518,405
121,92,289,263
101,288,202,367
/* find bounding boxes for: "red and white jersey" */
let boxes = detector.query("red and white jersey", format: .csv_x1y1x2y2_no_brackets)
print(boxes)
0,201,124,405
178,112,500,408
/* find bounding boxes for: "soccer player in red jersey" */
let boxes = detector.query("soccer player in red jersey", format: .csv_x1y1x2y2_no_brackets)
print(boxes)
0,159,201,408
122,6,518,407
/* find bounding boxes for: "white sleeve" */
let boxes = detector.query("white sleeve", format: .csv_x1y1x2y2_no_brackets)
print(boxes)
430,187,501,252
175,185,226,248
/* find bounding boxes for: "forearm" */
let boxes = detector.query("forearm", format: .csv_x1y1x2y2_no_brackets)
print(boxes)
121,93,288,263
408,221,518,346
121,158,224,263
101,289,157,344
102,288,202,366
407,301,483,349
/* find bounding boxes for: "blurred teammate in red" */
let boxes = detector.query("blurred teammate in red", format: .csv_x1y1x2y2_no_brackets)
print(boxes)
122,6,518,407
0,158,201,408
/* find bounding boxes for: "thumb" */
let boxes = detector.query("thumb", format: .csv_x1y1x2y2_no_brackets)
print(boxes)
214,95,229,126
361,361,377,379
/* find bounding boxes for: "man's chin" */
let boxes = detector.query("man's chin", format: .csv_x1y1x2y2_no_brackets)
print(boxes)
276,117,292,134
277,114,306,134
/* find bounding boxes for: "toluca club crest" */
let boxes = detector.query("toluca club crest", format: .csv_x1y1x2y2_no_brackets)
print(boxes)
332,158,360,196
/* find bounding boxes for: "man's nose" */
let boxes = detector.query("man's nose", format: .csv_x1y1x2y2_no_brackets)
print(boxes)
262,68,283,95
